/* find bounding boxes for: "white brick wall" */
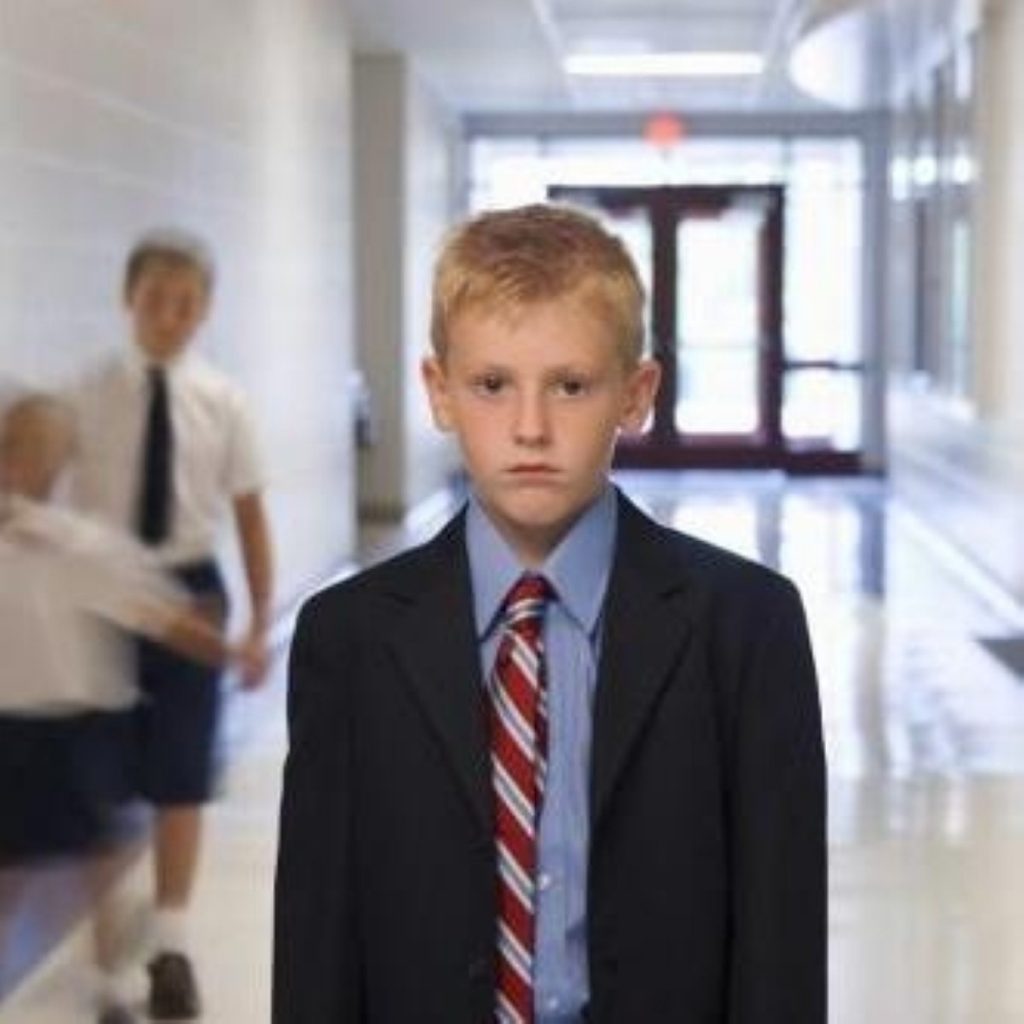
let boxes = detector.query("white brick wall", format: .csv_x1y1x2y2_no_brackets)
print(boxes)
0,0,357,610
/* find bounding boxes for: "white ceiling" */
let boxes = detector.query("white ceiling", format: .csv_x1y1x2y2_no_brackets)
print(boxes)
347,0,832,113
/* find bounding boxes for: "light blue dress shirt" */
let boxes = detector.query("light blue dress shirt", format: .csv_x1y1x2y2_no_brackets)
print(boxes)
467,486,617,1024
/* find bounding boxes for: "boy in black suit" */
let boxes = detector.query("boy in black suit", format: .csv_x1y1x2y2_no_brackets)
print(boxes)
274,204,826,1023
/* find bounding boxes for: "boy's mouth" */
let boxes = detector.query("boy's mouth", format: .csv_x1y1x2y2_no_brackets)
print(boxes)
506,464,561,484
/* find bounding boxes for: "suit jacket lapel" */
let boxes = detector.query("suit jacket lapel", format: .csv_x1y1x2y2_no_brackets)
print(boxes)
387,513,493,835
591,494,697,834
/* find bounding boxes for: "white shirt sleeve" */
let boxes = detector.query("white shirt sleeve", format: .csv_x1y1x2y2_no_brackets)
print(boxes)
73,545,188,636
19,503,188,635
222,385,264,498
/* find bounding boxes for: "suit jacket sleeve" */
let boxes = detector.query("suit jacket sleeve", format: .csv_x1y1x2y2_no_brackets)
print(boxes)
728,580,827,1023
273,597,362,1022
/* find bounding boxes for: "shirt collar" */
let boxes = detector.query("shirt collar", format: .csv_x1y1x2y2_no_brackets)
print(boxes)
121,342,193,384
466,484,617,640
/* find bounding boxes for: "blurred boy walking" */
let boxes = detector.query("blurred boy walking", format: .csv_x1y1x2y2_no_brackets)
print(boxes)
72,229,273,1020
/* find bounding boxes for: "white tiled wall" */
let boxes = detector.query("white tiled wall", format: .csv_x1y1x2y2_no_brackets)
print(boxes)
0,0,357,609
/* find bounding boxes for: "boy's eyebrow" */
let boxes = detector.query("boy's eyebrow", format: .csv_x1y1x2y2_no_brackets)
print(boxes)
461,361,602,376
547,363,601,374
452,362,512,379
543,361,607,378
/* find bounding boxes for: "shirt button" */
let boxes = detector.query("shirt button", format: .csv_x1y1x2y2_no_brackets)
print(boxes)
538,872,552,891
546,996,560,1011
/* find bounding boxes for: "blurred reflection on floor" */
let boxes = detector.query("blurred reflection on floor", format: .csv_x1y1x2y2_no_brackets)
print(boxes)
5,471,1024,1022
626,470,1024,1023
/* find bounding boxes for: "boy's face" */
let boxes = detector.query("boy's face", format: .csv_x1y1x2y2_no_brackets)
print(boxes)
423,298,660,565
125,261,209,362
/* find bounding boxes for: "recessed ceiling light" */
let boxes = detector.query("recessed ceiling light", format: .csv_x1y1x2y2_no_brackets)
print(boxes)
564,52,765,78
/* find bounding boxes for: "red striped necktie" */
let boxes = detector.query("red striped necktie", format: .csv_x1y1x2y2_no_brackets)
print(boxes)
489,574,553,1024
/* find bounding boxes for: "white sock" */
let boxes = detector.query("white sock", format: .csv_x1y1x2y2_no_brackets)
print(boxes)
151,907,190,956
86,964,129,1009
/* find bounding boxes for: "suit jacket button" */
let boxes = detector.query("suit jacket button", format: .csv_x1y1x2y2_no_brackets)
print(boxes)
467,955,489,981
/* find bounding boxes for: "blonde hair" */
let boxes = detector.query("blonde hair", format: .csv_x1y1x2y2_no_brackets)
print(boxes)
2,392,72,439
431,204,645,365
0,392,73,479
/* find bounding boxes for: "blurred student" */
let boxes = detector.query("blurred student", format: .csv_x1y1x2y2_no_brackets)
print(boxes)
0,392,260,1023
70,229,273,1020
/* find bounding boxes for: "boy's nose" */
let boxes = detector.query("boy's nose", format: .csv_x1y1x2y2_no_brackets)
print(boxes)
512,392,550,445
148,302,182,332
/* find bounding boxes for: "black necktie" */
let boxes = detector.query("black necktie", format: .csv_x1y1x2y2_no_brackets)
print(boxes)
138,366,173,544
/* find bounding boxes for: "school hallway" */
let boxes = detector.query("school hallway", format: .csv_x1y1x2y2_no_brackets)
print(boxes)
2,471,1023,1022
5,0,1024,1021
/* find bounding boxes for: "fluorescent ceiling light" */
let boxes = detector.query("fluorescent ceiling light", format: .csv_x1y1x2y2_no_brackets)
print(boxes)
565,52,765,78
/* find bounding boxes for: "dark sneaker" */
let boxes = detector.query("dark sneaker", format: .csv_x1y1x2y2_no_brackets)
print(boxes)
97,1003,138,1024
146,951,201,1020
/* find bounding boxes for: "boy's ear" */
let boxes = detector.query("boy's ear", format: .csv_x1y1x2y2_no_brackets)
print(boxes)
421,356,454,432
619,357,662,434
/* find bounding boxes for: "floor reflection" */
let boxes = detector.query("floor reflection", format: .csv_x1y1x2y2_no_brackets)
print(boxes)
618,470,1024,1023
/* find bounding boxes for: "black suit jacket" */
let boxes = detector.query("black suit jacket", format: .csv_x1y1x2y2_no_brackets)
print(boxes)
274,492,826,1023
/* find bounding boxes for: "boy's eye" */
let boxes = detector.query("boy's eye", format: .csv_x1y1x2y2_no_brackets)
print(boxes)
555,376,588,397
473,374,506,396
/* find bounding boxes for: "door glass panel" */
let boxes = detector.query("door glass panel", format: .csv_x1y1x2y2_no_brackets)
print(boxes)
785,139,864,363
676,209,763,434
783,368,862,449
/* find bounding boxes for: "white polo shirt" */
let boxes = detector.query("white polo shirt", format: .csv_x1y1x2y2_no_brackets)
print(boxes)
0,496,186,714
70,347,263,567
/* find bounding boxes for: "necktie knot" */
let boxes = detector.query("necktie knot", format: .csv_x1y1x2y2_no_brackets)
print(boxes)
502,574,553,636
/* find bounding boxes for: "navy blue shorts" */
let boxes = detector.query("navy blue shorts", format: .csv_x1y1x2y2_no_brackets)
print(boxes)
133,560,227,806
0,711,134,860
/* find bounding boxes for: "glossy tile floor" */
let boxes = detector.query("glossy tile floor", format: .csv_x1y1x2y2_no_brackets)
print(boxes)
4,472,1024,1022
